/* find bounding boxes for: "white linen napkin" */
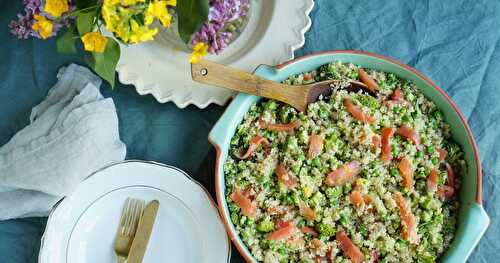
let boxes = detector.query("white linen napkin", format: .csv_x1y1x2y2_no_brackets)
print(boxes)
0,64,126,220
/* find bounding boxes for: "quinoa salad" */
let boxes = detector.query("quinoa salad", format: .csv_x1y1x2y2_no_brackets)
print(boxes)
224,61,464,263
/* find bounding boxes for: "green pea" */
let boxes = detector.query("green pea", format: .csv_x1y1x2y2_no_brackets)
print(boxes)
312,157,321,167
432,110,443,120
319,105,330,119
391,168,399,177
241,229,250,240
325,186,343,200
297,219,306,228
231,212,239,224
287,137,298,150
258,175,266,184
421,196,433,210
411,110,421,119
349,71,358,79
343,183,352,194
397,238,409,247
421,211,432,222
291,192,300,205
427,145,435,154
298,112,307,121
339,215,349,227
431,156,439,165
402,114,411,122
359,224,368,236
291,164,301,174
388,73,397,82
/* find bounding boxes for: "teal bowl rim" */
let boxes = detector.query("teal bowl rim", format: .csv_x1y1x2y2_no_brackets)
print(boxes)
208,50,484,262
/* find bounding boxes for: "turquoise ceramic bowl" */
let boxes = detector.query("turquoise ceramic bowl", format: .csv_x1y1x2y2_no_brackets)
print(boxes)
209,51,489,262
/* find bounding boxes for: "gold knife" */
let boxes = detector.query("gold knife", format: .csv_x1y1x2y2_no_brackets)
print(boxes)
127,200,160,263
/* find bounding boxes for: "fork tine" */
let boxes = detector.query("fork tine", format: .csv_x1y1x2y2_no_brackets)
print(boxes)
133,200,145,234
119,198,130,235
123,199,134,236
124,199,137,236
126,199,143,236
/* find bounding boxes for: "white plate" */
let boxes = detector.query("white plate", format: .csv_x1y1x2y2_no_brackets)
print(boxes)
116,0,314,108
39,161,230,263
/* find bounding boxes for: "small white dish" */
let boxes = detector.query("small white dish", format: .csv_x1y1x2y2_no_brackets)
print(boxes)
116,0,314,108
39,161,230,263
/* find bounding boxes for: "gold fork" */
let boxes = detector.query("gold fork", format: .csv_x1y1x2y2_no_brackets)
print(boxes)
114,198,145,263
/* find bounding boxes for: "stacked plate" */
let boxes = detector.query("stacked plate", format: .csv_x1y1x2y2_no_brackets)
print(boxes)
39,161,230,263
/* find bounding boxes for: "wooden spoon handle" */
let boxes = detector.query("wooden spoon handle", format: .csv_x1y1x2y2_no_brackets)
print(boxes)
191,59,284,99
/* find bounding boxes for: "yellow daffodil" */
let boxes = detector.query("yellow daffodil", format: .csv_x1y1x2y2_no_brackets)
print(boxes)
189,42,208,64
44,0,69,18
31,15,53,39
81,32,108,53
144,0,173,27
129,19,158,43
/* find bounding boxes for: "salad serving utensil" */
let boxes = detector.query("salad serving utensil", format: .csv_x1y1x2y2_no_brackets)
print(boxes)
191,59,374,112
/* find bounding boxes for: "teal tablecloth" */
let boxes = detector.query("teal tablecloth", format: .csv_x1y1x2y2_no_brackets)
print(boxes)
1,0,499,262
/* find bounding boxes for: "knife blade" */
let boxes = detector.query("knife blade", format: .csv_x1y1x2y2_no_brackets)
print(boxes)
127,200,160,263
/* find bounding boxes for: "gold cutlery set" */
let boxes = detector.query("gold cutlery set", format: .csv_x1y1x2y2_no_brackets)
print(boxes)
114,198,160,263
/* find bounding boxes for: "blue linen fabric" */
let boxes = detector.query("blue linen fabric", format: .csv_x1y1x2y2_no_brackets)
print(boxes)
0,0,499,262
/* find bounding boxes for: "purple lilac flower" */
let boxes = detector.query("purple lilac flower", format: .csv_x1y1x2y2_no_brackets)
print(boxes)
9,0,74,39
191,0,251,54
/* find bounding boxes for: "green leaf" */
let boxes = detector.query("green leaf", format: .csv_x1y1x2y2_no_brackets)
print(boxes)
76,0,98,9
85,37,120,88
56,26,78,54
177,0,209,43
76,9,97,35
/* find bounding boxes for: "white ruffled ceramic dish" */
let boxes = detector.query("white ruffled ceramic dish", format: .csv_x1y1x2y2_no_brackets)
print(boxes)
39,161,230,263
116,0,314,108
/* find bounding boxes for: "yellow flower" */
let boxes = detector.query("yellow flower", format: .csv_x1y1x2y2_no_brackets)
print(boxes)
31,15,53,39
144,0,173,27
166,0,177,6
81,32,108,53
101,4,119,32
121,0,145,6
189,42,208,64
129,19,158,43
44,0,69,18
103,0,121,5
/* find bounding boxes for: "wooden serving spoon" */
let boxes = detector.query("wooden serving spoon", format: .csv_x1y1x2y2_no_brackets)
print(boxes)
191,59,374,112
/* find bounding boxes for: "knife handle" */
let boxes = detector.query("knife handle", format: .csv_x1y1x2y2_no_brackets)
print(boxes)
127,200,160,263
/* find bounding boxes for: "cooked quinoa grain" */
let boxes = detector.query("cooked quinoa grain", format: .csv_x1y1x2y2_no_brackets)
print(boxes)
224,61,463,263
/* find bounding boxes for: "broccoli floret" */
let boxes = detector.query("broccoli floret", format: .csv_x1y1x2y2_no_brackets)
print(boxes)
310,192,326,207
318,63,339,79
315,223,335,238
286,136,299,151
357,94,380,110
325,186,343,200
257,219,275,233
264,100,278,111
